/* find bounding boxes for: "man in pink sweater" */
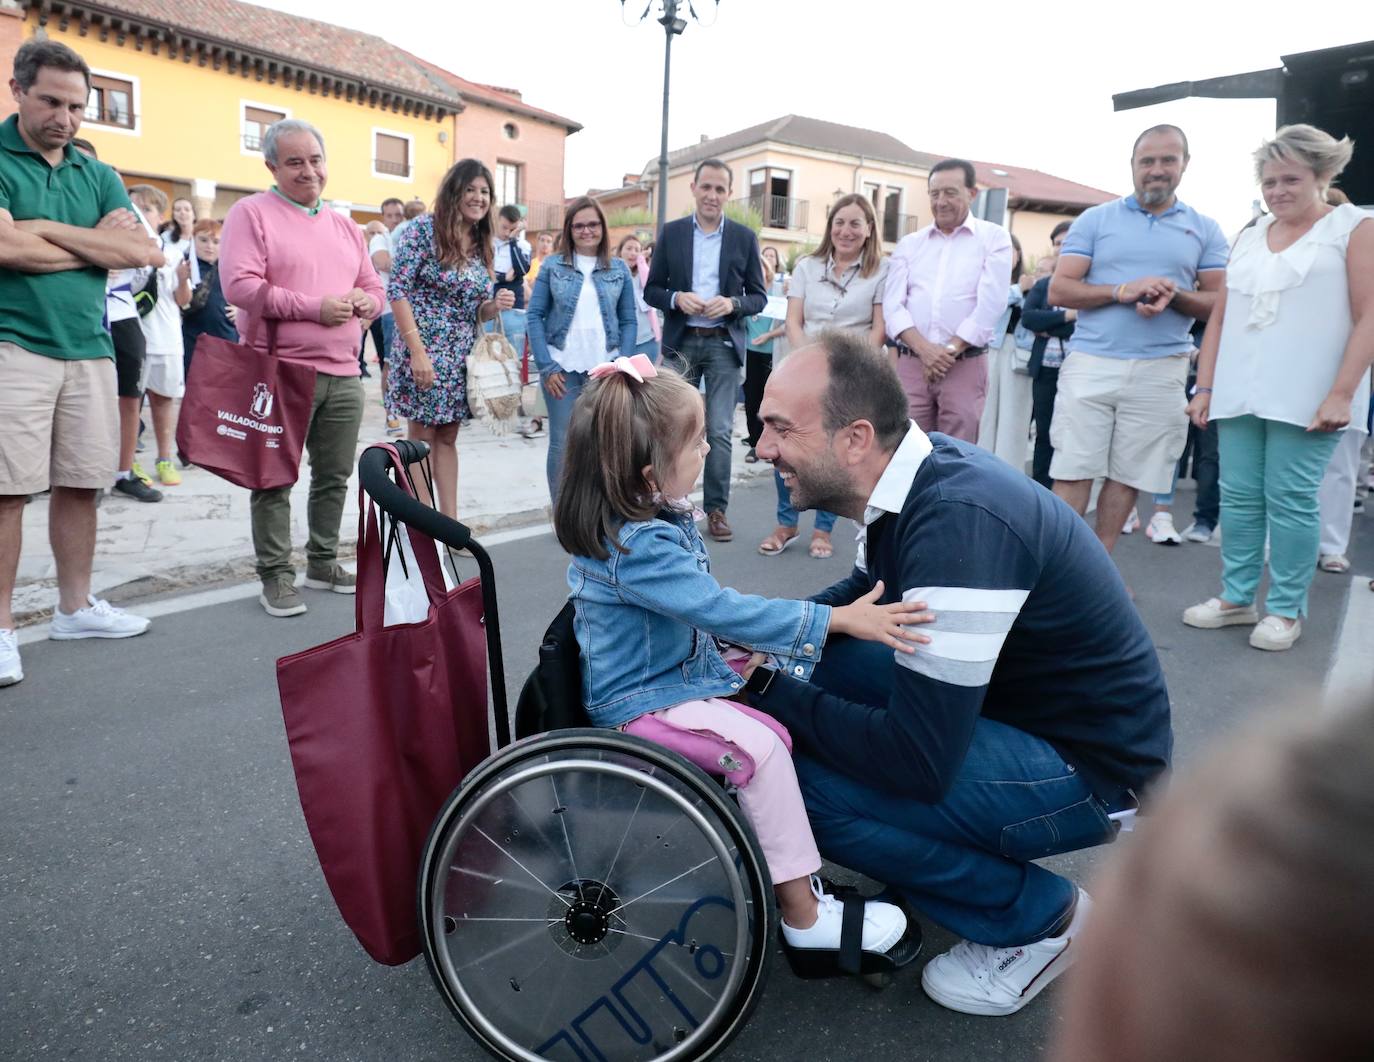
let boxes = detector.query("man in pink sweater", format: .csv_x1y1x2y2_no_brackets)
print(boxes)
219,119,384,618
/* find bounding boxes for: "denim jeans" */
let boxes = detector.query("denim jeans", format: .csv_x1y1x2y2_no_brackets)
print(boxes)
543,369,588,503
773,470,837,532
634,338,660,363
677,333,741,514
1217,414,1340,618
794,636,1113,947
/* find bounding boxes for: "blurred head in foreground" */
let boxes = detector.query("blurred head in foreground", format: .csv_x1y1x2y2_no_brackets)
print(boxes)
1054,699,1374,1062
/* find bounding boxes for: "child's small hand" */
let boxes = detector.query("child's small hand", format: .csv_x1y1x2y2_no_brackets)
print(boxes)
831,581,934,654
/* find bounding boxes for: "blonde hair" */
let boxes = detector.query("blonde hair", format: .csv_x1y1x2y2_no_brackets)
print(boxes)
553,368,704,560
127,183,168,216
1253,124,1354,188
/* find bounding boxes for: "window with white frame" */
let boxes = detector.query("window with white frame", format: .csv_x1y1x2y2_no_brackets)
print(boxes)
495,161,520,205
85,72,137,132
242,103,287,153
373,130,412,180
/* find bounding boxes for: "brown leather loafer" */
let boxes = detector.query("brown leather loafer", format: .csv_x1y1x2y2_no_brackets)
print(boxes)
707,510,734,542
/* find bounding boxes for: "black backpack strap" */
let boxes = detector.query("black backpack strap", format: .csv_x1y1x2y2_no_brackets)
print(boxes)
838,892,866,974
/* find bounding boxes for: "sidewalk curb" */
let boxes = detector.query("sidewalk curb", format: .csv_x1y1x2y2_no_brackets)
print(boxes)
12,465,770,627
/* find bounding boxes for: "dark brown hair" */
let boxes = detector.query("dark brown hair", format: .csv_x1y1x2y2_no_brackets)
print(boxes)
812,194,883,278
560,197,610,270
817,329,910,452
553,368,704,560
433,159,494,271
13,39,90,92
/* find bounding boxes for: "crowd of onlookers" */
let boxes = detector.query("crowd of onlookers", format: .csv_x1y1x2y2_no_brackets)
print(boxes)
5,35,1374,1059
2,33,1371,686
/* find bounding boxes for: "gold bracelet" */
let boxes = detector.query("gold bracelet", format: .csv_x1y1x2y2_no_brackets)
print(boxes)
400,328,419,339
1114,284,1126,303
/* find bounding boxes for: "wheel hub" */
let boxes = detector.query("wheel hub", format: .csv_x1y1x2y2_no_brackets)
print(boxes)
552,879,622,955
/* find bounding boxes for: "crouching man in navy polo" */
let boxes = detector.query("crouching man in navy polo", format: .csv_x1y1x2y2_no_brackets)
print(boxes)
749,329,1172,1016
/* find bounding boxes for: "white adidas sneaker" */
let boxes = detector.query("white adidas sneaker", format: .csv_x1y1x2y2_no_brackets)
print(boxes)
921,889,1091,1016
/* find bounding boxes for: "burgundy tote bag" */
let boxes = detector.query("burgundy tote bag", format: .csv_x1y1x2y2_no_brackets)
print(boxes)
275,449,491,965
176,325,316,491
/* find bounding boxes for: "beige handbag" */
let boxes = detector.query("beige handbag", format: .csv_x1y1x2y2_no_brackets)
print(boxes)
465,312,522,434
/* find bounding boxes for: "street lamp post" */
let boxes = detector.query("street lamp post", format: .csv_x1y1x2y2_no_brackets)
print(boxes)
623,1,718,238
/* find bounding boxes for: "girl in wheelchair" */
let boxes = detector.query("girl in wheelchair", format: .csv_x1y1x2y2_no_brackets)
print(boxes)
553,353,931,968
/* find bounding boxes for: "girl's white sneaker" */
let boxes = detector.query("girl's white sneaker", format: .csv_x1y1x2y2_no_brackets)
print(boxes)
781,876,906,955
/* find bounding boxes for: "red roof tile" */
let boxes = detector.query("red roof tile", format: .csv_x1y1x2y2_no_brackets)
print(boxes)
404,53,581,132
970,160,1119,210
86,0,459,105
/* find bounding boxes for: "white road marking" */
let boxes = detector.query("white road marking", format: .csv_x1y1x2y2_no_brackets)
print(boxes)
1324,573,1374,712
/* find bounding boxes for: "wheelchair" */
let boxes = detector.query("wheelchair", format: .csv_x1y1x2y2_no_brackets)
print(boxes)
359,440,922,1060
359,440,774,1062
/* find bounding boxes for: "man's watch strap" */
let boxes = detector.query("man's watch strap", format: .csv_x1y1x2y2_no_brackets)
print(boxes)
744,665,778,699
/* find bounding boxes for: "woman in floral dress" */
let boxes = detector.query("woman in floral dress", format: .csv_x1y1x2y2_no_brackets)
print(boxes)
388,158,515,517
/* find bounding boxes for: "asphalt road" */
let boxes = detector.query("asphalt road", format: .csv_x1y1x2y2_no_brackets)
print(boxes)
2,477,1368,1062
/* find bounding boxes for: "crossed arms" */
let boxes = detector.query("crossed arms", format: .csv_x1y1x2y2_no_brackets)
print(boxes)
0,206,162,274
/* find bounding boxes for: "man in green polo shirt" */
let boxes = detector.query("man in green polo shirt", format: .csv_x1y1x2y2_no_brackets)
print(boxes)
0,39,163,687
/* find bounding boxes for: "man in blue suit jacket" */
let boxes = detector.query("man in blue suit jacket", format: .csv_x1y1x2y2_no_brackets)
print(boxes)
645,159,767,541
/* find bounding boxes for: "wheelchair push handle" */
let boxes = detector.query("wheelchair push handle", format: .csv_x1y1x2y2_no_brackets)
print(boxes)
357,440,473,553
355,439,513,751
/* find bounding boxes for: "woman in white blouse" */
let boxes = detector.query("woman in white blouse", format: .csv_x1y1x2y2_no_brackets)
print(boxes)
757,194,887,558
1183,125,1373,651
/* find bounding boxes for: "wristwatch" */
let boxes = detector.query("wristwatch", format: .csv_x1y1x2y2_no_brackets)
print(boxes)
730,296,742,316
944,342,959,355
744,665,778,699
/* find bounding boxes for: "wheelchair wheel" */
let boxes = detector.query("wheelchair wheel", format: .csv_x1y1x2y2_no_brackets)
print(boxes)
418,729,775,1062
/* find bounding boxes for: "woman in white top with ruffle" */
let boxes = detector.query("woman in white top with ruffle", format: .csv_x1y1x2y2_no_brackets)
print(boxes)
1183,125,1374,651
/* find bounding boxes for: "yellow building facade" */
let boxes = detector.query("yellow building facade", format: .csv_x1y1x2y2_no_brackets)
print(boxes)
6,0,461,219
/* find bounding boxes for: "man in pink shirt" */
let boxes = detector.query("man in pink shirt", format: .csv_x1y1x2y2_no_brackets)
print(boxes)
219,119,384,619
883,159,1014,441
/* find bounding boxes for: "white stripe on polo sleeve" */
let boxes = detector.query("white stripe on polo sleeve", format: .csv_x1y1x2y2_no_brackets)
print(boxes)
897,586,1029,687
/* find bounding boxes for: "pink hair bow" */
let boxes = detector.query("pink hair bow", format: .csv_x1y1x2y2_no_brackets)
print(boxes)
588,353,659,383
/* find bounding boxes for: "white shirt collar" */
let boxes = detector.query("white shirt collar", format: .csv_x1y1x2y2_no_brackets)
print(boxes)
862,422,932,526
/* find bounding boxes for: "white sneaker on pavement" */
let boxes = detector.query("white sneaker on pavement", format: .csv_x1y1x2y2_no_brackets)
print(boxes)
1121,509,1140,535
1182,597,1259,629
1249,615,1302,651
921,889,1091,1016
1145,511,1182,544
781,876,907,956
1182,521,1214,544
0,629,22,686
49,596,151,640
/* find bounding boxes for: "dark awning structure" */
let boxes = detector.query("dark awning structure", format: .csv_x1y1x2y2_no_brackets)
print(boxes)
1114,41,1374,205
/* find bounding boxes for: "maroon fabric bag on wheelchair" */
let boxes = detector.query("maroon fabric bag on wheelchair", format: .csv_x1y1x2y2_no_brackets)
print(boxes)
175,326,316,491
275,448,490,965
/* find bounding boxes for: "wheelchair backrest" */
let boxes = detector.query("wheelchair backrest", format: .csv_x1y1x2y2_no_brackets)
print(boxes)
514,601,593,738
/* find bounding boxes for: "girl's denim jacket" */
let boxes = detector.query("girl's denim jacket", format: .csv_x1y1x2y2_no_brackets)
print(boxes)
527,254,639,378
568,508,832,728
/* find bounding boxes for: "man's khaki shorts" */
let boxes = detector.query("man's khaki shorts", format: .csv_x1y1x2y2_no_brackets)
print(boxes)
1048,350,1189,495
0,341,119,495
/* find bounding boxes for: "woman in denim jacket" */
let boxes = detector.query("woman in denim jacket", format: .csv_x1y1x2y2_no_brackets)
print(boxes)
527,197,638,500
553,354,935,967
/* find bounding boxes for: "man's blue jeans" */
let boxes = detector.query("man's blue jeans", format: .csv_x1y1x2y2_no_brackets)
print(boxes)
677,333,740,514
794,637,1114,947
